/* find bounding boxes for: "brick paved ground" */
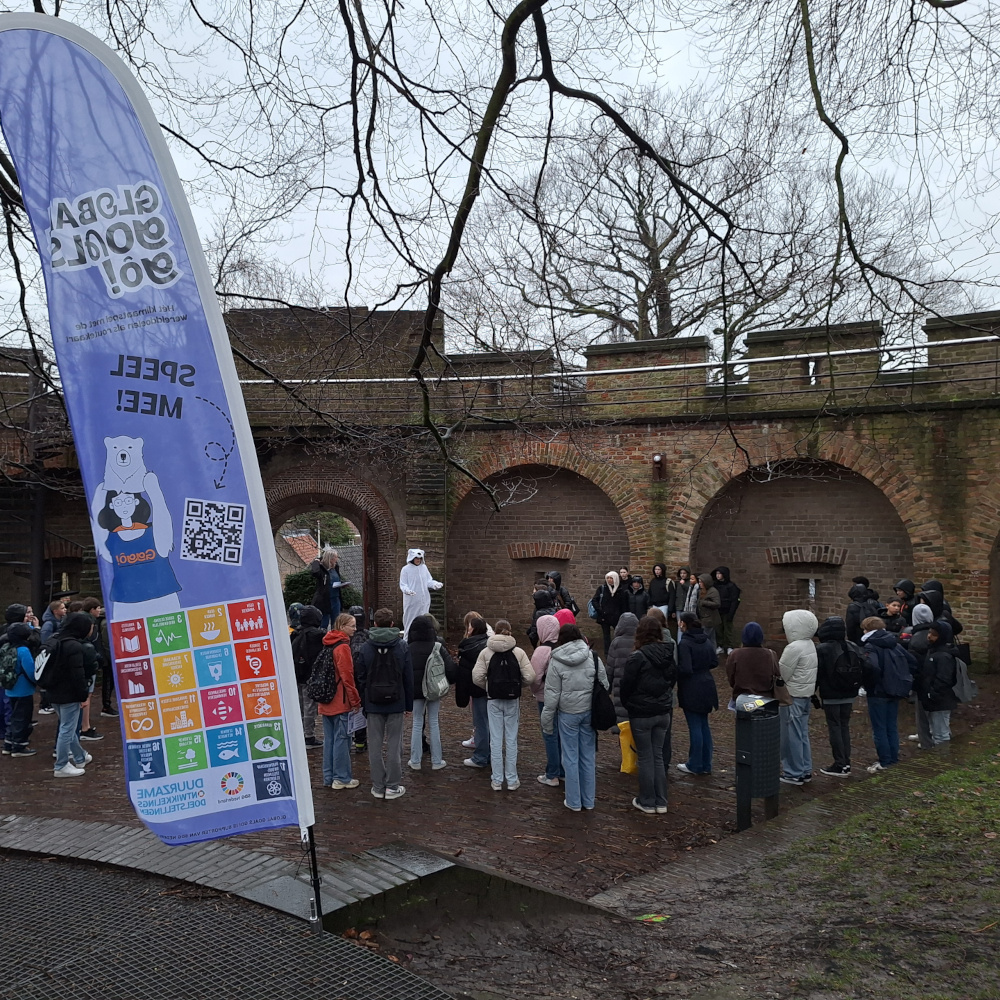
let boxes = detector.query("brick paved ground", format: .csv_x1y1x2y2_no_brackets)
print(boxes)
3,667,997,899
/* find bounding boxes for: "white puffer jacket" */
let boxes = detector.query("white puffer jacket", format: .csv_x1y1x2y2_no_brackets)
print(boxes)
779,609,819,698
540,639,609,734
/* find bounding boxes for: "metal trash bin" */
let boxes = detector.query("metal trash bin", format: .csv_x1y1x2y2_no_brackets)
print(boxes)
734,700,781,831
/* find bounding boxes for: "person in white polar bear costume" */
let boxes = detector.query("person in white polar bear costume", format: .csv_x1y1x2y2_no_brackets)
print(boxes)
399,548,443,639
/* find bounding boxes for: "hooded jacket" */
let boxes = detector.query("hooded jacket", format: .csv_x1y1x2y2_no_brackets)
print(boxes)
620,641,676,718
40,606,64,642
41,611,93,704
648,565,670,608
290,605,325,684
545,572,578,614
606,613,640,722
3,622,36,698
354,626,414,714
540,639,608,734
916,620,959,712
407,614,457,697
316,629,362,716
726,623,779,698
696,576,722,631
593,573,629,627
712,567,741,621
455,632,489,706
676,625,719,714
778,610,818,698
893,579,917,625
529,615,560,702
472,633,535,694
917,589,963,636
815,616,862,701
846,583,880,643
669,570,693,617
626,577,651,618
903,603,934,663
860,628,916,699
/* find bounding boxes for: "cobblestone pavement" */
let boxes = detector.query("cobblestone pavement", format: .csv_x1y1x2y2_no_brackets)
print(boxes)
2,668,997,899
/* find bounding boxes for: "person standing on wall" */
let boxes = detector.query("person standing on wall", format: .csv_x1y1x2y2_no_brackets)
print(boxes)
712,567,741,654
311,546,348,630
592,570,629,655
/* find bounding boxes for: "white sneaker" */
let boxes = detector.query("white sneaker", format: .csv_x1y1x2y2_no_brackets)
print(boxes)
866,761,885,774
491,781,503,791
907,734,919,742
537,774,560,786
463,758,486,768
461,737,476,749
384,785,406,800
727,648,734,655
74,752,93,765
407,760,422,771
676,762,694,775
716,646,724,655
54,762,85,778
431,760,447,770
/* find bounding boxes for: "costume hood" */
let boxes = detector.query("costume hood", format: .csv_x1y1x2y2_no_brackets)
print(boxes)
406,548,425,564
782,609,818,643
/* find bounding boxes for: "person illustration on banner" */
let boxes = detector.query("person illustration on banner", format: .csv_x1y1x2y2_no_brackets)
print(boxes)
91,437,181,617
399,548,443,639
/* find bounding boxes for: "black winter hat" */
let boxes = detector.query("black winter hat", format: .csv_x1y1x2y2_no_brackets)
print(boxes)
61,612,95,640
7,622,31,644
817,616,847,642
4,603,27,624
298,605,323,628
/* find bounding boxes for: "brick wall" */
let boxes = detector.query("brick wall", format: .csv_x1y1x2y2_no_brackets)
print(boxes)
690,463,914,640
445,463,629,643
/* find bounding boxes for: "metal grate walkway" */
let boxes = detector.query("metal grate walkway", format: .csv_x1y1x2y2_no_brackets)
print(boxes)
0,852,454,1000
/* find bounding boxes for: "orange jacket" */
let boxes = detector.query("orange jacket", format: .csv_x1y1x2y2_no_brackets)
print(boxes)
317,630,361,716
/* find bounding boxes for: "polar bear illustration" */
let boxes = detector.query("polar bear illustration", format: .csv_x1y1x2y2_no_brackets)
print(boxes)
91,435,181,618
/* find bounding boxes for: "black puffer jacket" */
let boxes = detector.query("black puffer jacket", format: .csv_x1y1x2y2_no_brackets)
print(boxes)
676,627,719,714
606,613,639,722
648,565,670,608
407,615,457,696
593,582,629,627
545,571,578,614
455,633,488,707
815,616,863,701
918,589,964,636
846,583,881,643
893,579,917,626
41,612,91,704
916,621,959,712
291,605,326,683
712,567,741,621
620,642,676,719
626,577,651,618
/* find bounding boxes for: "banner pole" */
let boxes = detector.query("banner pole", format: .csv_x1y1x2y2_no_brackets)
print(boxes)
307,824,324,934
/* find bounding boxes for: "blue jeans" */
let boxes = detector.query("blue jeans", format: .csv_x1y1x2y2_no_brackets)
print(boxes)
780,696,813,778
469,697,490,765
410,697,443,766
557,710,596,809
54,702,85,769
631,713,670,808
537,700,564,779
683,709,713,774
867,696,900,766
487,698,521,785
322,712,353,784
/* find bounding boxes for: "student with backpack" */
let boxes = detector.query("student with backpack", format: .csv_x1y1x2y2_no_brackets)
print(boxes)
40,612,94,778
814,616,864,777
620,616,676,814
354,607,414,800
845,582,882,643
1,622,37,757
406,614,457,772
312,613,362,789
860,615,917,772
472,620,535,791
541,624,609,812
290,604,326,750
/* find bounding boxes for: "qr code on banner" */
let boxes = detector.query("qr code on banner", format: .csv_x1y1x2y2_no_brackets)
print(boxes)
180,499,246,565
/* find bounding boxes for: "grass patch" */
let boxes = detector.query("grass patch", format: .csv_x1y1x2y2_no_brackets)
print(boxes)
766,749,1000,998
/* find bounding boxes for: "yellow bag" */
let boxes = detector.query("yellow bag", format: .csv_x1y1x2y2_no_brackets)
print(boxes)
618,720,638,775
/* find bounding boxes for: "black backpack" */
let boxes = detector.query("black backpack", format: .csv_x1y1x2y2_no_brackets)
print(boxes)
486,649,523,700
305,641,345,704
832,640,864,690
33,636,63,688
291,626,324,684
367,644,401,705
589,652,617,731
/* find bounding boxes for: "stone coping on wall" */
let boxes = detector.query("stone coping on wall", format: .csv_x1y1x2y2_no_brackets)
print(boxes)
744,321,882,347
924,309,1000,337
584,335,710,358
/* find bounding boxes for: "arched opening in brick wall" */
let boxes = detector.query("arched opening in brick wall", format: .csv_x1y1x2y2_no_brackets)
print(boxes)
691,460,913,640
446,463,629,640
264,469,398,614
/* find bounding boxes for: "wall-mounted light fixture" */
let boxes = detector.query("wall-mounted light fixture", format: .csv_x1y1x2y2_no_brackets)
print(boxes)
652,453,665,481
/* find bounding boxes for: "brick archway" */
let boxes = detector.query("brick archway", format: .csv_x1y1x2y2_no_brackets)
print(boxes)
452,437,651,561
264,468,399,611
